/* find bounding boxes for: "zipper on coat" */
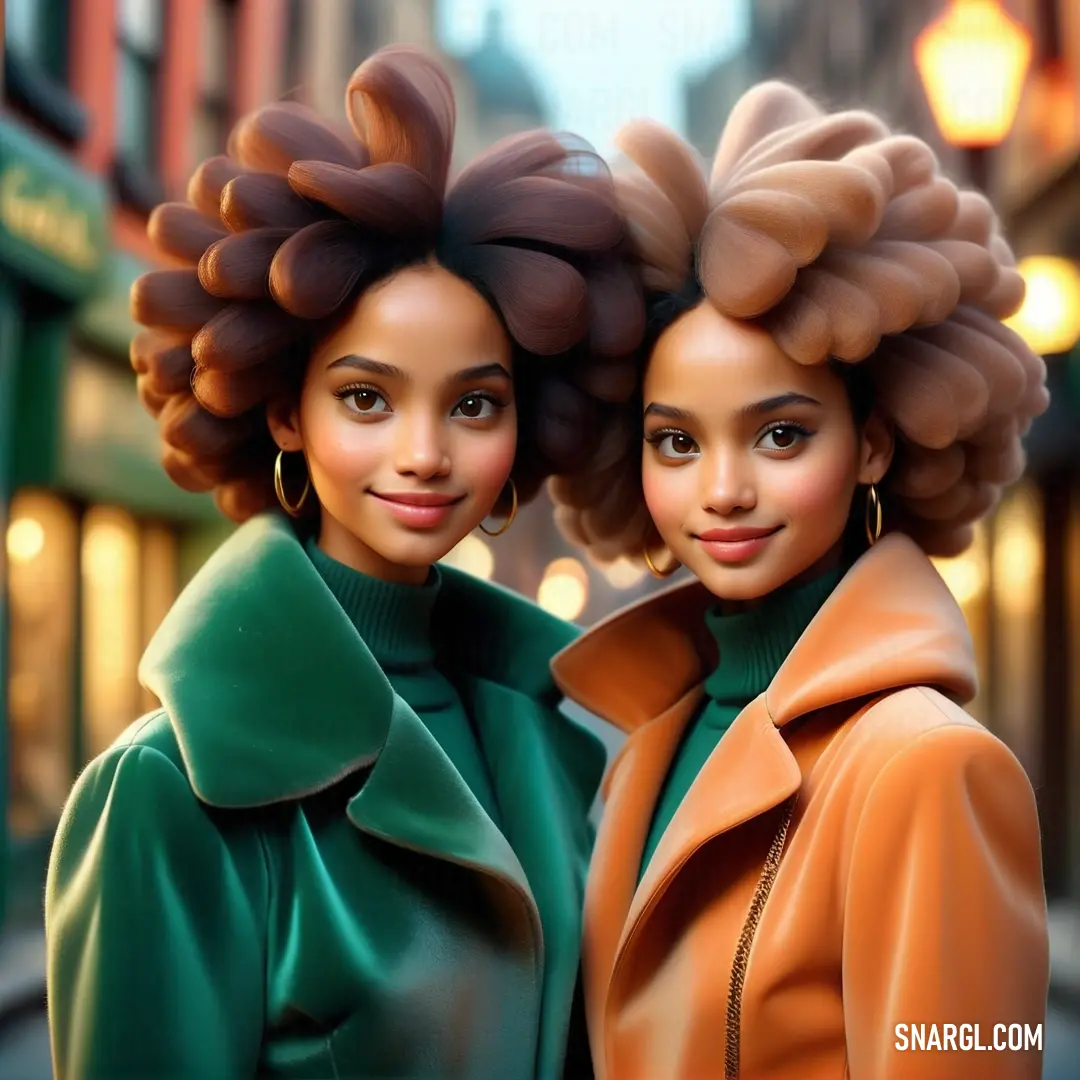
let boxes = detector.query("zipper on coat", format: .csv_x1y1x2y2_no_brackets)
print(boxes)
724,794,797,1080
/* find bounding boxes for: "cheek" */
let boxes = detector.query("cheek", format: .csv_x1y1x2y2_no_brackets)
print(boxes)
642,453,696,529
771,445,858,522
300,395,387,485
454,424,517,496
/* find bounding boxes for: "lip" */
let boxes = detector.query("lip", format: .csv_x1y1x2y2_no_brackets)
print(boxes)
695,525,782,564
373,491,464,507
697,525,780,542
370,490,465,528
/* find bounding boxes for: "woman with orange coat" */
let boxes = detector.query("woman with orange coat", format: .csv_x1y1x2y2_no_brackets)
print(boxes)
549,83,1051,1080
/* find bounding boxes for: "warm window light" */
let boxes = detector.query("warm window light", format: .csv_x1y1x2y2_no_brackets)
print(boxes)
601,556,647,590
6,517,45,564
537,557,589,621
914,0,1032,147
81,518,132,586
993,492,1042,616
932,549,988,606
1004,256,1080,356
439,535,494,580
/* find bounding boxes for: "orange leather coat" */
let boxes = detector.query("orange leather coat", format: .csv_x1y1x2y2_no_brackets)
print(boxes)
552,533,1049,1080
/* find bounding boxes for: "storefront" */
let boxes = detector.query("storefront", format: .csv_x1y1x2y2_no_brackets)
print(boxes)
0,119,233,933
932,336,1080,905
0,113,109,929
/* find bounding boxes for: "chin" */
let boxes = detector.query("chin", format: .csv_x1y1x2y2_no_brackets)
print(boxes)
380,535,457,568
686,555,786,603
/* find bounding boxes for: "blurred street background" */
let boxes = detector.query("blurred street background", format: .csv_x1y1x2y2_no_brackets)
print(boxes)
1,0,1079,1077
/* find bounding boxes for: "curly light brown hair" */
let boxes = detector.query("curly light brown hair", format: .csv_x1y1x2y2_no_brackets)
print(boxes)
130,46,645,522
550,81,1049,561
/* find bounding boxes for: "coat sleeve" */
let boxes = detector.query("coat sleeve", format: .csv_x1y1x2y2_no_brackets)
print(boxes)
45,742,267,1080
842,718,1049,1080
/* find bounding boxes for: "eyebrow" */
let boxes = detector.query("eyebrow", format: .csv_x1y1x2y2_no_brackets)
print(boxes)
327,355,511,385
644,392,823,423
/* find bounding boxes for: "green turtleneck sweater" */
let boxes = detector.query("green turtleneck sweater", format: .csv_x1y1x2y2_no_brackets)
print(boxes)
639,567,844,880
306,538,502,828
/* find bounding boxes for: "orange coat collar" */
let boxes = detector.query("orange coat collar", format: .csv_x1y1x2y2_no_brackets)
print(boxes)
555,535,978,1060
552,532,977,733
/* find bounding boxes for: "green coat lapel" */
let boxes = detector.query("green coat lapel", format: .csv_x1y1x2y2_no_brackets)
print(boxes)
139,513,604,975
462,674,602,1080
344,693,535,903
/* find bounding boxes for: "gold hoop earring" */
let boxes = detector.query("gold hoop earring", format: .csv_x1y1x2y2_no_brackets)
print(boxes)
479,479,518,537
865,481,882,546
643,545,679,579
274,449,310,517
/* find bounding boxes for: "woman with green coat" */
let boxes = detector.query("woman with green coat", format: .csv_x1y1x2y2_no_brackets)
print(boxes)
44,46,644,1080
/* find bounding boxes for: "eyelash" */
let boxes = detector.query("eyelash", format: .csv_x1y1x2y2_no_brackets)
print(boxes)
759,420,813,449
644,426,693,449
643,421,815,455
332,383,509,415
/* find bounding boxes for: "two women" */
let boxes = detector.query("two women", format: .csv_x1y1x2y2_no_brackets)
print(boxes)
550,83,1050,1079
45,47,642,1080
45,49,1050,1080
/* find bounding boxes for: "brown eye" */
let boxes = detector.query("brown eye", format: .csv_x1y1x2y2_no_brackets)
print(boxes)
759,424,809,451
339,387,390,414
653,431,699,459
452,394,497,420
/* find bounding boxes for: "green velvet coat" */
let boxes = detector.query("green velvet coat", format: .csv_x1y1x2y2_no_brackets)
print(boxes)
45,513,604,1080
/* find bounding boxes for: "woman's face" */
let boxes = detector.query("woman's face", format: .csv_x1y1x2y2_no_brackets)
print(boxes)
269,263,517,584
641,301,892,603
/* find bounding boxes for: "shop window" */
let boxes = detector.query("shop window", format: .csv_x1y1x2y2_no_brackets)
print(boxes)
81,506,142,760
932,522,992,725
139,523,178,713
81,508,180,757
282,0,306,98
190,0,236,165
3,0,87,142
1068,485,1080,898
990,482,1044,779
6,491,78,839
114,0,165,210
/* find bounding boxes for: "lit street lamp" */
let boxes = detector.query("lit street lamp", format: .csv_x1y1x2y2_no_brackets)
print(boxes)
1005,256,1080,357
914,0,1034,191
913,0,1039,733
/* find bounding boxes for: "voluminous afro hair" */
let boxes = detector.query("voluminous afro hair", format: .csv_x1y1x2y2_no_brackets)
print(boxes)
551,81,1049,561
130,46,645,522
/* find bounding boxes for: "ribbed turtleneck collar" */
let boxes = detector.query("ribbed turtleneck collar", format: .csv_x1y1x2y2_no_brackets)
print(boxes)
701,565,845,712
305,537,440,667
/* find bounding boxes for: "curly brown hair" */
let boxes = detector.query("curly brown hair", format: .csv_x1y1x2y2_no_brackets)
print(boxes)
130,46,645,522
551,81,1049,561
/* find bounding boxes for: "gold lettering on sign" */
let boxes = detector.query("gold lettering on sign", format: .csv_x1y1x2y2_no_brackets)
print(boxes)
0,166,100,273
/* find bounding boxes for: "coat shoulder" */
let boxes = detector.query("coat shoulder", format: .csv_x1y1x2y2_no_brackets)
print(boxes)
834,686,1029,799
100,708,191,774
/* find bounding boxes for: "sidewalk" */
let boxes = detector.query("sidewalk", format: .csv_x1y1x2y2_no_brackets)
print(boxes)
1048,900,1080,1012
0,925,45,1024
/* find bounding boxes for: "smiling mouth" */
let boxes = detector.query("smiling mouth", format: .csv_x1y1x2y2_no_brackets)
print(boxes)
694,525,783,565
370,491,466,507
695,525,782,542
368,490,466,530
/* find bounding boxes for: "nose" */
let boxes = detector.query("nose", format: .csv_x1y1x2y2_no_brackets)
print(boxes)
393,410,451,479
700,448,756,515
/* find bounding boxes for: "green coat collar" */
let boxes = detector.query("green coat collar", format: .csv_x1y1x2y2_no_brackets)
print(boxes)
140,513,601,1080
139,512,584,811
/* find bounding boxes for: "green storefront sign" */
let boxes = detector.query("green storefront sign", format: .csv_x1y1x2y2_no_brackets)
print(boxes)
67,252,221,521
0,116,109,303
